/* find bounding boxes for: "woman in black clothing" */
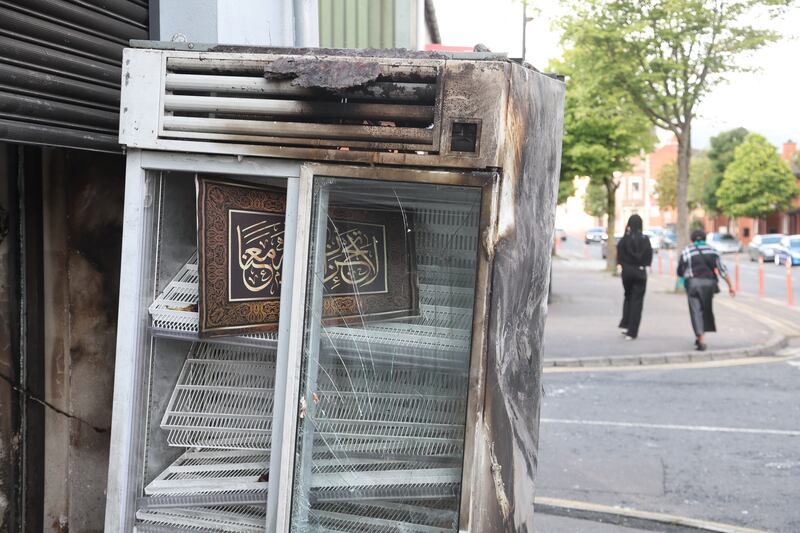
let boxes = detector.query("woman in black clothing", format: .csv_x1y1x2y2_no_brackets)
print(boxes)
616,214,653,339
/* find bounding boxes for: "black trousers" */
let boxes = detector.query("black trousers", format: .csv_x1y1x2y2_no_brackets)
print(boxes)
619,266,647,337
685,277,717,336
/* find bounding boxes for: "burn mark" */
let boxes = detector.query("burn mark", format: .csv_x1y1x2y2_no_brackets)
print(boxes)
264,57,383,90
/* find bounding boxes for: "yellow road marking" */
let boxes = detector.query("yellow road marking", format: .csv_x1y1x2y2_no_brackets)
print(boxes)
544,354,799,374
535,496,770,533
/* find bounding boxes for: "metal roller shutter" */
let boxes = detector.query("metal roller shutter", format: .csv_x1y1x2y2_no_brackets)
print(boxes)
0,0,149,152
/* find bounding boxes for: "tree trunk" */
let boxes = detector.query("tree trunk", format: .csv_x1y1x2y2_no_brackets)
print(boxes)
605,179,617,271
675,124,692,253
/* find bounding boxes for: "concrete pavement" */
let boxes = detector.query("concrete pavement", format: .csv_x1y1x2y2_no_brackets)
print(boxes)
544,255,789,366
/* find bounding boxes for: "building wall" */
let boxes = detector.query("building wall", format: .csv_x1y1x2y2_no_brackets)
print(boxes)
318,0,422,49
0,145,124,533
555,176,602,234
41,149,124,532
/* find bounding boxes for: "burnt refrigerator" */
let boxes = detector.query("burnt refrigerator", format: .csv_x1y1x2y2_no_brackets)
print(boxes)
105,44,564,532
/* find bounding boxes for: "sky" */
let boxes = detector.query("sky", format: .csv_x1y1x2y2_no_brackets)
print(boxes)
433,0,800,150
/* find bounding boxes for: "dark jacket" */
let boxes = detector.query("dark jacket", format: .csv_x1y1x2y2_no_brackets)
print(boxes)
616,234,653,268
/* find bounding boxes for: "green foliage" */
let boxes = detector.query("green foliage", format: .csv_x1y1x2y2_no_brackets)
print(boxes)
559,0,793,246
558,178,576,205
553,51,654,199
716,133,799,217
560,1,788,133
583,180,608,217
704,128,749,213
656,152,714,210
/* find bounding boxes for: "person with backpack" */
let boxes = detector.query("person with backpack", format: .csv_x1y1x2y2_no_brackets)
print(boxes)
616,214,653,340
676,229,736,351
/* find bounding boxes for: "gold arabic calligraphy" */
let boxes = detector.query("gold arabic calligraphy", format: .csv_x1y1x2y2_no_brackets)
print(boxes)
324,227,381,291
237,220,284,295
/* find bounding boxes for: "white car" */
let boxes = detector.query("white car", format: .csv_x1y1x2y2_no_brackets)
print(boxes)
706,232,741,254
643,230,660,251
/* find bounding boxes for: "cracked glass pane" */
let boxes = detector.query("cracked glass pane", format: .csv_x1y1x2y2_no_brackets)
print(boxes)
290,177,482,532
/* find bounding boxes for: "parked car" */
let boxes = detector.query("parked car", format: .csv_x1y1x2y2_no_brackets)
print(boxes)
746,233,784,262
555,228,567,241
661,230,677,249
647,227,666,249
706,232,741,254
585,227,607,244
773,235,800,266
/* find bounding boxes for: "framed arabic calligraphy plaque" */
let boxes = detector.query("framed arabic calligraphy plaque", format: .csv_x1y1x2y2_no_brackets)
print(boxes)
198,177,286,337
321,204,418,325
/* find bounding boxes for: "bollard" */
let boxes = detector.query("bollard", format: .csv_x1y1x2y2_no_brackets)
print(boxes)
787,257,794,306
735,253,740,293
758,255,765,298
658,252,663,276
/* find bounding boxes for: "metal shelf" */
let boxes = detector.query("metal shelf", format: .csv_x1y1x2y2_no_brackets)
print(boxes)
149,252,279,347
161,343,276,450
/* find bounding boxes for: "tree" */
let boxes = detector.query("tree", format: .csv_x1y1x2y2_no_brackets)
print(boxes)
716,133,799,219
583,180,608,217
560,0,794,253
704,128,749,213
656,152,714,210
554,51,654,270
558,178,576,205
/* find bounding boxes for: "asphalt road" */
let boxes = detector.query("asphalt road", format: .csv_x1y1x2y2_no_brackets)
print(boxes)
559,236,800,303
536,356,800,532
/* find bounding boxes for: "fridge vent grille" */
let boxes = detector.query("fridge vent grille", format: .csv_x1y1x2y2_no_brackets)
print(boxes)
159,57,441,152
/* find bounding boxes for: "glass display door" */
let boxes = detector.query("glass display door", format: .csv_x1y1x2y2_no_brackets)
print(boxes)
286,170,492,532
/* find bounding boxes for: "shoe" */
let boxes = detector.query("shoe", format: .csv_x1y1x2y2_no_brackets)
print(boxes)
621,331,629,336
696,343,707,351
624,335,635,340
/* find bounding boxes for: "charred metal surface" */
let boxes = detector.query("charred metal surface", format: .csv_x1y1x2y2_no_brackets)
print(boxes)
211,45,451,60
473,64,564,532
264,57,383,89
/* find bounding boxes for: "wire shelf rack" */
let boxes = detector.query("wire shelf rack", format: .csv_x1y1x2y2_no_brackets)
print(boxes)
308,500,459,533
136,505,266,533
145,450,270,497
161,343,276,450
149,252,279,347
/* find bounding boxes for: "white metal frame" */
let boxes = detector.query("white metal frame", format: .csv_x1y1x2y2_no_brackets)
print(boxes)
105,151,496,533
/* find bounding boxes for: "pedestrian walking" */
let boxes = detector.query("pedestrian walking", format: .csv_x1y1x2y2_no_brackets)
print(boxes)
677,229,736,351
617,214,652,340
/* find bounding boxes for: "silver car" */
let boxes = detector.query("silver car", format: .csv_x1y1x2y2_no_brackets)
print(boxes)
707,232,741,254
746,233,784,261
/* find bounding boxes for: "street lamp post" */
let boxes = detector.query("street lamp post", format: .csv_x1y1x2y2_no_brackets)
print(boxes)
522,1,534,61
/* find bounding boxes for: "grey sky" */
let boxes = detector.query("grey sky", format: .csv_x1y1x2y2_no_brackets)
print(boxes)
434,0,800,150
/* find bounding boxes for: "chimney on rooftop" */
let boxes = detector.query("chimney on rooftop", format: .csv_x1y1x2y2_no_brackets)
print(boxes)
782,140,797,162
